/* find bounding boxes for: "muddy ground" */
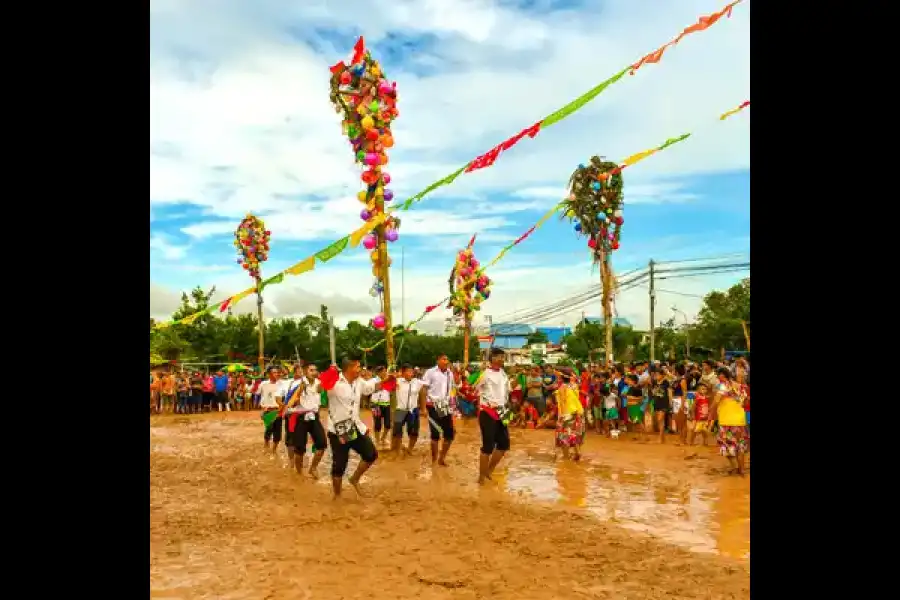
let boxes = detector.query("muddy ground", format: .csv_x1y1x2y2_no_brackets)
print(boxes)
150,411,749,600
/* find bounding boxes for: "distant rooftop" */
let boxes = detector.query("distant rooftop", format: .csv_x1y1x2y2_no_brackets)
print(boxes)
584,316,633,328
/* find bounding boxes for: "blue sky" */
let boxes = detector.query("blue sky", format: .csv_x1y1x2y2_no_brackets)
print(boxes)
150,0,750,330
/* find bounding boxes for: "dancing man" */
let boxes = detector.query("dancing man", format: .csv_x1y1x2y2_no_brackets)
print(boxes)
391,363,422,455
325,357,385,498
280,364,306,464
259,366,286,456
419,353,457,466
477,348,512,484
285,363,327,478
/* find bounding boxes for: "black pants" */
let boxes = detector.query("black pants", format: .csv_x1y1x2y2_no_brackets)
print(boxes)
392,409,420,438
202,392,215,409
479,410,510,455
215,391,229,406
327,431,378,478
293,414,327,452
427,406,455,442
372,405,390,433
264,414,283,444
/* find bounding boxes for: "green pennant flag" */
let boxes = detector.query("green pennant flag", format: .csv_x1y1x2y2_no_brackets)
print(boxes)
401,165,468,210
540,67,630,128
261,411,278,430
315,236,349,263
258,272,285,293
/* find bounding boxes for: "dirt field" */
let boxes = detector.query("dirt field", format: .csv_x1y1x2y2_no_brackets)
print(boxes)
150,411,749,600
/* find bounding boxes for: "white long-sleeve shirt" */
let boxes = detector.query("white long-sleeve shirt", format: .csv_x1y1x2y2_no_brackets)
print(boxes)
476,368,510,408
420,366,455,406
326,373,377,435
395,377,422,411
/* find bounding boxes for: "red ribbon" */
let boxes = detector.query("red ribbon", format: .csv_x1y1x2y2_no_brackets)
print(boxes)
464,121,542,174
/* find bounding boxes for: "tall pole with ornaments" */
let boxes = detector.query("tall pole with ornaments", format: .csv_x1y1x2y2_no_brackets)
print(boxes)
329,37,401,367
449,236,492,366
234,215,271,372
562,157,625,367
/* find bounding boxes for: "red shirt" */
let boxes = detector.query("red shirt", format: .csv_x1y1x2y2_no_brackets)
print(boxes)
522,405,539,423
694,395,710,421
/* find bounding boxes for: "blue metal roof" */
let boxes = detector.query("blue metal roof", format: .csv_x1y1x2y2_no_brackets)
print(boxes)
584,316,633,327
490,323,534,336
536,326,572,345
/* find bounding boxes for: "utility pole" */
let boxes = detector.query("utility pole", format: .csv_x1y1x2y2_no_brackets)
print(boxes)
401,245,406,326
328,316,336,366
649,259,656,362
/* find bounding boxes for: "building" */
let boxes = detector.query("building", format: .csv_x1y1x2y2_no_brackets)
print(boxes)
536,326,572,345
584,316,633,328
489,323,533,349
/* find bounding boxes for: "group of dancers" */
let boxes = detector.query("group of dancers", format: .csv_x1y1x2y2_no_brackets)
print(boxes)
259,348,512,497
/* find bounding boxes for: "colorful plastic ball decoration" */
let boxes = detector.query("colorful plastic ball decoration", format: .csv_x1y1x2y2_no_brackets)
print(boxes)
574,222,582,233
385,229,399,243
360,209,372,221
588,238,597,249
372,313,386,330
363,234,377,250
383,189,394,202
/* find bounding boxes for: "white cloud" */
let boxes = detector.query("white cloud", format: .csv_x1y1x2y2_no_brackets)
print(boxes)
150,0,750,330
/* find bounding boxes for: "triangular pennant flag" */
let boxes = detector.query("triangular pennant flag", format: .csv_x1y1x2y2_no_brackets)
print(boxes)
315,236,349,263
285,256,315,276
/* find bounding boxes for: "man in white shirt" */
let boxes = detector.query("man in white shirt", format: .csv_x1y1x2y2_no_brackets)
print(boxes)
285,363,327,478
370,366,391,445
279,365,306,465
391,363,422,455
476,348,512,484
258,366,286,455
419,353,457,466
326,357,386,498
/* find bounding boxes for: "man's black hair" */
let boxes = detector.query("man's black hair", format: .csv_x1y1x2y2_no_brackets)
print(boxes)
489,347,505,359
400,363,413,371
340,356,360,370
716,367,733,380
702,359,715,369
436,353,448,360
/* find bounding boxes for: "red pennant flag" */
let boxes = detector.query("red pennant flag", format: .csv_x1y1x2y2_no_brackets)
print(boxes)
219,297,232,313
513,226,537,246
319,365,340,390
351,37,366,64
424,304,439,313
329,61,346,74
467,234,477,248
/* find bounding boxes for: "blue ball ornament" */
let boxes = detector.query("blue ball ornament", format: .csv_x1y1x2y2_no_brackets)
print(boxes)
574,223,582,233
598,213,608,221
591,181,601,191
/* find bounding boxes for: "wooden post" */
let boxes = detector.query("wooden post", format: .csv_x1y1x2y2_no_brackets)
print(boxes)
377,218,395,369
255,276,265,373
463,315,471,366
600,250,614,366
740,319,751,351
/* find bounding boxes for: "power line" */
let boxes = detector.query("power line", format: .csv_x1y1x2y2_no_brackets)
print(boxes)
655,252,748,266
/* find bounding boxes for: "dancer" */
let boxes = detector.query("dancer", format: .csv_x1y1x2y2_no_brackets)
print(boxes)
285,363,327,478
690,383,712,446
280,364,306,464
713,368,749,475
391,364,422,455
420,354,457,466
555,374,585,461
259,366,286,455
624,374,646,442
325,357,384,498
476,348,512,484
648,368,672,443
369,366,391,445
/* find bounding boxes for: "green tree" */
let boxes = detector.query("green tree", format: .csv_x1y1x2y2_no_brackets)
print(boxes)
526,330,549,345
693,278,750,353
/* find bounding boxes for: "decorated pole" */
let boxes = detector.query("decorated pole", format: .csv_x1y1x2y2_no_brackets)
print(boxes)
329,36,401,368
234,215,271,372
563,157,625,366
449,237,492,367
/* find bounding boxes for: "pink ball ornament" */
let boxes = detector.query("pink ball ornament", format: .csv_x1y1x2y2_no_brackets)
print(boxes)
365,153,379,166
588,238,597,249
363,234,377,250
382,173,391,184
373,314,386,329
378,81,393,96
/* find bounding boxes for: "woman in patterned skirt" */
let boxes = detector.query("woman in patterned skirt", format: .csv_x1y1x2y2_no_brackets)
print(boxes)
555,375,586,461
713,368,750,476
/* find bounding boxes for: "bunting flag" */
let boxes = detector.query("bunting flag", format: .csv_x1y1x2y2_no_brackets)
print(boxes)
350,214,386,247
391,101,750,333
152,24,748,334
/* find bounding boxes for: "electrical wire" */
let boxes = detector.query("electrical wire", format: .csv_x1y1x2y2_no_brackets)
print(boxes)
654,252,748,266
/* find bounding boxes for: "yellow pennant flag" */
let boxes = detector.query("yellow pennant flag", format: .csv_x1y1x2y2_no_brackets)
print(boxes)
350,213,386,247
284,255,315,276
621,148,658,167
230,287,255,304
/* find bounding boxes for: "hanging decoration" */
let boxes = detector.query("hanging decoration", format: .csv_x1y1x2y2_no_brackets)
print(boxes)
329,37,400,332
234,215,271,279
563,157,625,261
448,239,492,320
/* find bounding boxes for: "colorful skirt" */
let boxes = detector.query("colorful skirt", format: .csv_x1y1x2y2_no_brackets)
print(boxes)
717,425,749,457
555,414,585,448
627,404,644,424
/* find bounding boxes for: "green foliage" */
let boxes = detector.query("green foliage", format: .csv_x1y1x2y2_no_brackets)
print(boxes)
150,296,479,368
693,277,750,353
526,330,549,345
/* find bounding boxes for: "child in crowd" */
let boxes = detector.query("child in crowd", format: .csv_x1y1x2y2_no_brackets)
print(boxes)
690,383,711,446
512,399,540,429
624,374,646,442
603,384,620,437
590,373,606,434
537,397,558,429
